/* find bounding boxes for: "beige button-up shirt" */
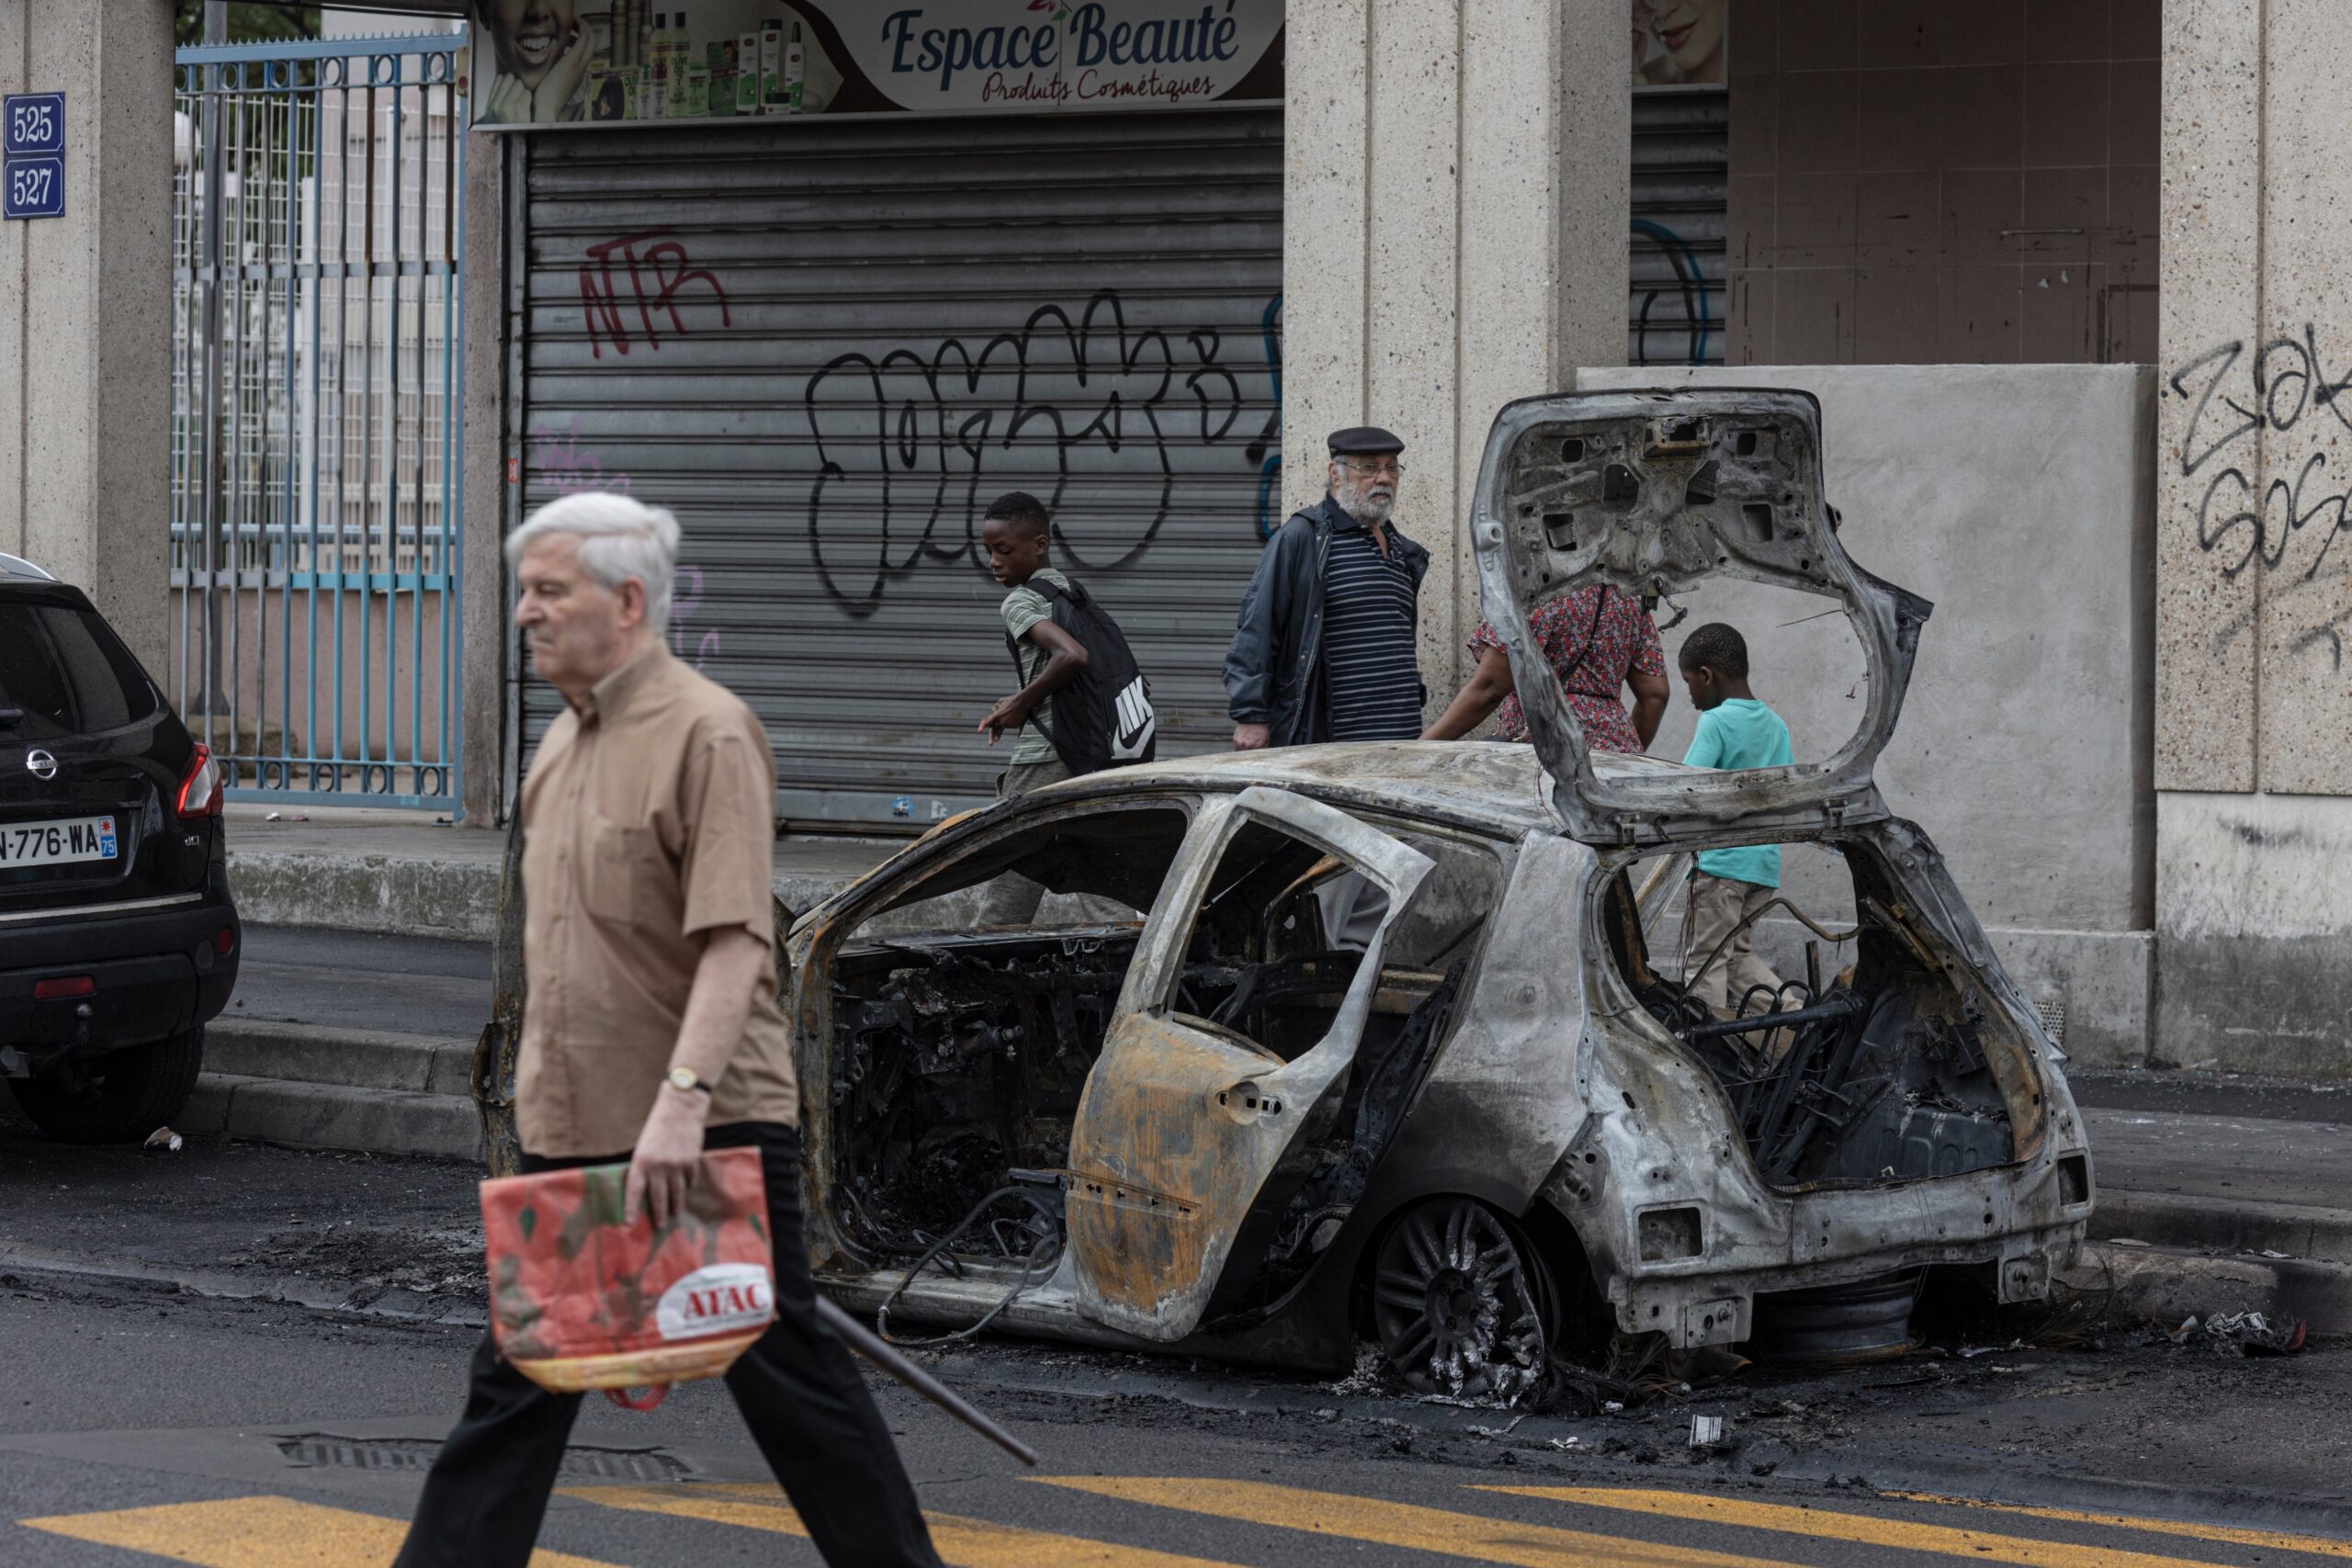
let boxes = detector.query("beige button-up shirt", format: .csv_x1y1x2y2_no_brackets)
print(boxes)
516,645,797,1157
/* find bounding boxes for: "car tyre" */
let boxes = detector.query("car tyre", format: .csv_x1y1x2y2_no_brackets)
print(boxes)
9,1026,206,1145
1371,1196,1555,1404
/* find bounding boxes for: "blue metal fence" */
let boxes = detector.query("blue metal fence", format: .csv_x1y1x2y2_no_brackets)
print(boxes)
170,32,466,812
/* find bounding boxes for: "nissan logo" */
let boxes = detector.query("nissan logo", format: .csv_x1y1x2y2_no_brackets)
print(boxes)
25,750,55,781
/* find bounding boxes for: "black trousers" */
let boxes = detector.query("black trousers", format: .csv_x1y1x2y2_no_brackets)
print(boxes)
395,1122,943,1568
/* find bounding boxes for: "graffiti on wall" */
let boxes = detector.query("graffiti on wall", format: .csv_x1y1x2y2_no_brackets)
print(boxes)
2171,331,2352,667
529,417,632,496
580,230,733,361
523,418,721,671
1250,295,1283,539
668,563,723,671
802,288,1280,618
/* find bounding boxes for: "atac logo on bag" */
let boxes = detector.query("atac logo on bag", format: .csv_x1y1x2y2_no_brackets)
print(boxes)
656,1262,775,1341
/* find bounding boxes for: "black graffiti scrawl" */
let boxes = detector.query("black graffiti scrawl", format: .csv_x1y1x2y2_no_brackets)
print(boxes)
2171,328,2352,668
803,290,1262,619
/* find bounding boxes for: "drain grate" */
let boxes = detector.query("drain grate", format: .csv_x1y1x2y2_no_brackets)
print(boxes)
2037,998,2068,1049
275,1435,690,1483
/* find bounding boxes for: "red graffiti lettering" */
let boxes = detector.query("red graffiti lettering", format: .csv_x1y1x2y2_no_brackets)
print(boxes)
581,229,732,360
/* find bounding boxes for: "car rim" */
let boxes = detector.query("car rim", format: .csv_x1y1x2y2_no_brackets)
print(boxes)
1373,1199,1547,1404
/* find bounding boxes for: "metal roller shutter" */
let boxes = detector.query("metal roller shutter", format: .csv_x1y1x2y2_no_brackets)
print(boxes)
511,109,1283,829
1629,89,1726,367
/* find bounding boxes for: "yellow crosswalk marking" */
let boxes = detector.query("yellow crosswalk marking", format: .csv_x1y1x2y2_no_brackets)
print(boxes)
18,1495,617,1567
1039,1476,1814,1567
1487,1485,2269,1568
567,1482,1251,1567
1888,1492,2352,1561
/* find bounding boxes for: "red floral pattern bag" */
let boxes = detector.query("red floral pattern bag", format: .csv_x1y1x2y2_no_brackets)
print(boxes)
481,1145,776,1407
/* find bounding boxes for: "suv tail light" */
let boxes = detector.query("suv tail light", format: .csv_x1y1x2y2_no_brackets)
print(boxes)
177,743,222,818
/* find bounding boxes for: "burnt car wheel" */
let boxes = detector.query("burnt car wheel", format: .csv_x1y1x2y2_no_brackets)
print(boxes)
9,1026,205,1145
1372,1197,1554,1404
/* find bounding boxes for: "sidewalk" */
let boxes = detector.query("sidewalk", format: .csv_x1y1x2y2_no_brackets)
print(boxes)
2077,1071,2352,1239
203,807,905,1157
222,805,903,940
2068,1069,2352,1333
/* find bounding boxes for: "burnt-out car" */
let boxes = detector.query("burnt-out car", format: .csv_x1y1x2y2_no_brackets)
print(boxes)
788,389,2095,1401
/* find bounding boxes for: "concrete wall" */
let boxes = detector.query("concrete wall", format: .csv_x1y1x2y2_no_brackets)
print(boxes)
1577,362,2157,1066
2151,0,2352,1077
1283,0,1629,708
1724,0,2160,367
0,1,172,671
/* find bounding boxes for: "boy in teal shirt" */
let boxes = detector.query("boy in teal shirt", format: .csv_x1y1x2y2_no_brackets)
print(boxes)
1676,623,1795,1017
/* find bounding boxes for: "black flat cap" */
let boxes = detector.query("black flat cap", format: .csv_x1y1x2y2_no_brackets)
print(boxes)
1327,425,1405,457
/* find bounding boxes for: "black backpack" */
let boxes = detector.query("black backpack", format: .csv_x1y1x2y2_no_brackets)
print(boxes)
1004,577,1157,775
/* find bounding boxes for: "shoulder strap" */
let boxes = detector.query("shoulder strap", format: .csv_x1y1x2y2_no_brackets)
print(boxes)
1555,585,1611,689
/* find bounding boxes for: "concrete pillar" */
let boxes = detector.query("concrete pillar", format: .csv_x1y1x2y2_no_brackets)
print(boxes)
0,1,172,672
1283,0,1629,706
2154,0,2352,1073
459,126,504,826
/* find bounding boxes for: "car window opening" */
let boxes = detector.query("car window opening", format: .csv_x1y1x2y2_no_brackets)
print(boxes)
826,803,1502,1320
828,806,1189,1279
1603,838,2022,1192
1160,819,1500,1326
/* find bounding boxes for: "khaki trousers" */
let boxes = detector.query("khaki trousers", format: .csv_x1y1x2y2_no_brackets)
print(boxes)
1684,872,1784,1018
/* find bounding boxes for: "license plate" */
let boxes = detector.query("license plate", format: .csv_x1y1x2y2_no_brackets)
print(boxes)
0,816,117,867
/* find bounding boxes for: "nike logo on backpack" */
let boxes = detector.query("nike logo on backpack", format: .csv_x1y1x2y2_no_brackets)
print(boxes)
1112,678,1155,759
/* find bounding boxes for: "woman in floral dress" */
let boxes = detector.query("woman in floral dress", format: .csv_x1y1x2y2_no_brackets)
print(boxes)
1420,583,1669,752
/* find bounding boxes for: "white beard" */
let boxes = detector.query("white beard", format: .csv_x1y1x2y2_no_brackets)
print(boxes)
1335,478,1396,525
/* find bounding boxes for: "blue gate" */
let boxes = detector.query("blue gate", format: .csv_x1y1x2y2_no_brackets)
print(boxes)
170,32,466,811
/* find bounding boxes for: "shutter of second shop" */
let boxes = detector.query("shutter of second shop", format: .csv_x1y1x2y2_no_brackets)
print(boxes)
1628,89,1727,367
515,110,1284,829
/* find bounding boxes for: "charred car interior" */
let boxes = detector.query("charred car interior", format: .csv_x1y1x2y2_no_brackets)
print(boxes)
828,801,1504,1307
1602,840,2024,1193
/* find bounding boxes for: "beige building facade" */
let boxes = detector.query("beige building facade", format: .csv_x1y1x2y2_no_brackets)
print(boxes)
1276,0,2347,1076
13,0,2342,1073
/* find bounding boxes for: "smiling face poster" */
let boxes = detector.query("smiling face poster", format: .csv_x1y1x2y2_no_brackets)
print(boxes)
1632,0,1727,90
467,1,1285,128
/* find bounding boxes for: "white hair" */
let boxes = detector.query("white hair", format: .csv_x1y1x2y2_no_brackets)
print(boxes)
506,491,680,634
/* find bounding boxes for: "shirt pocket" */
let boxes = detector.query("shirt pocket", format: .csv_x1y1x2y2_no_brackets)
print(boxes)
580,814,662,930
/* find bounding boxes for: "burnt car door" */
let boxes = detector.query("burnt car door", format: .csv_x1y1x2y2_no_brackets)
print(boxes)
1468,388,1931,844
1061,784,1433,1342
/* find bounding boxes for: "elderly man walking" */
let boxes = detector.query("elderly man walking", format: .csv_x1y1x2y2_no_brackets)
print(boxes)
395,494,941,1568
1225,426,1430,750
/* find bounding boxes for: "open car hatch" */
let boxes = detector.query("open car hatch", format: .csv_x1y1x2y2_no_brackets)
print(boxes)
1062,785,1434,1343
1468,389,1933,845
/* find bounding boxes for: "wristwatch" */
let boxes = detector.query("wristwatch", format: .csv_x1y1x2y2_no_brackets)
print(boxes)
666,1066,712,1096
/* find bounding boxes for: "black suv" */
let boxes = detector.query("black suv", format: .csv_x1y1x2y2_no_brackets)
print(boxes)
0,554,238,1142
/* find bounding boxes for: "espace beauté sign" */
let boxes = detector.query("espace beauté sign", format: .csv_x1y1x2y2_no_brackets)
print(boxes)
469,1,1283,129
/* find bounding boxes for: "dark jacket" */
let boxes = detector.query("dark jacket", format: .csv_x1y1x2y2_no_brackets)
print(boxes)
1223,494,1432,747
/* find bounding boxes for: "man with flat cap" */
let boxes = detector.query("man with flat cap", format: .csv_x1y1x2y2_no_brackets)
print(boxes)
1225,426,1430,750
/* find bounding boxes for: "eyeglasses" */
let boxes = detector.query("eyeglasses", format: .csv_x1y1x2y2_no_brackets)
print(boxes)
1339,458,1406,478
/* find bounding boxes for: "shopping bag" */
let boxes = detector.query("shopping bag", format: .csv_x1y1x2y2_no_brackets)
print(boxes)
481,1145,776,1406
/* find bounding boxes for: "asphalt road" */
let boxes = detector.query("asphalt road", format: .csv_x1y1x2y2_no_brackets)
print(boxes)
2,1266,2349,1568
0,1106,2348,1564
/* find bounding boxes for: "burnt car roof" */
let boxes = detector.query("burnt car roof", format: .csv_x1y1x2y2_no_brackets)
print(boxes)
1012,741,1705,840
